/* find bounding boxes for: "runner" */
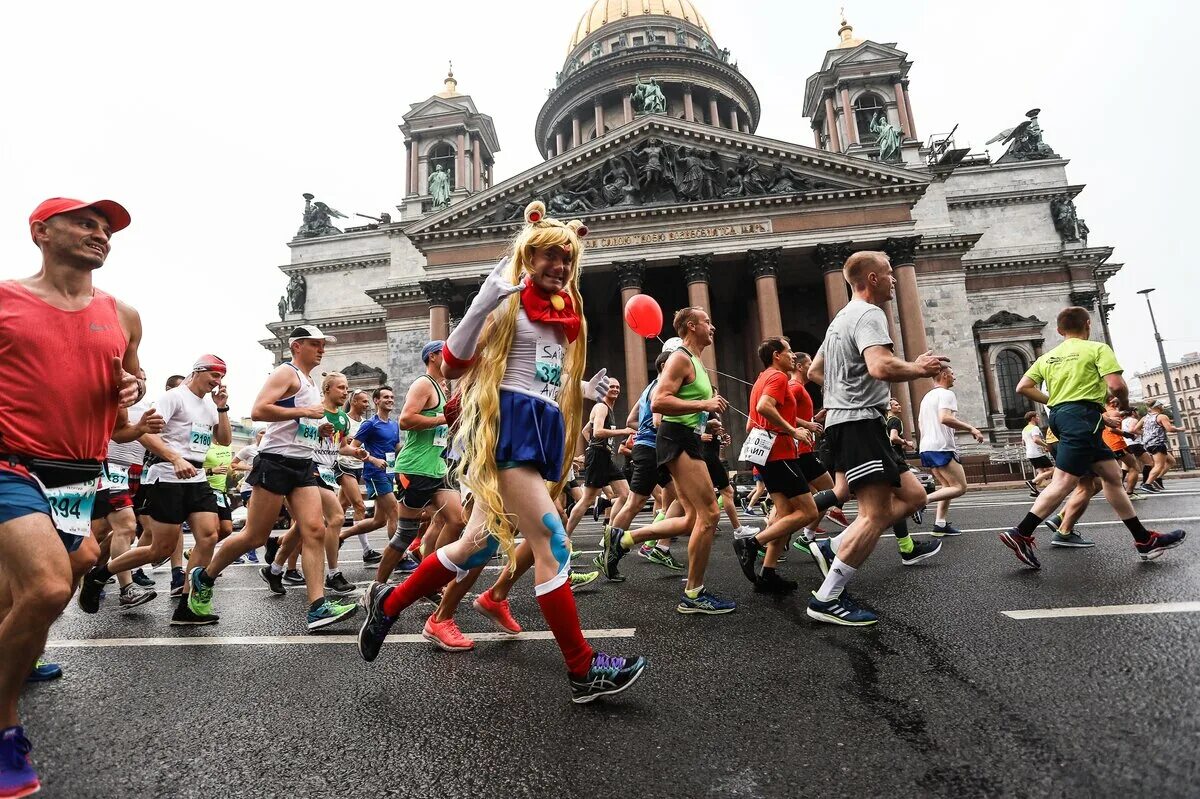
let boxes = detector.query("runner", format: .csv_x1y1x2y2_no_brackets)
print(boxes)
565,378,633,535
203,438,235,544
598,307,735,614
999,306,1186,568
791,352,851,540
79,355,230,625
1101,399,1142,500
357,202,645,702
336,388,380,563
1022,411,1054,495
805,250,944,626
1124,410,1154,494
187,326,358,631
702,417,757,538
0,197,147,797
338,387,403,566
1140,400,1180,491
917,364,985,537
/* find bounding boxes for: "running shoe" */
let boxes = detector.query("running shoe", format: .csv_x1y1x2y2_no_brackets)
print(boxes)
282,569,306,585
931,522,962,537
569,652,647,704
187,568,214,616
911,508,924,525
1135,529,1187,561
306,598,358,632
999,528,1041,569
754,571,798,595
131,568,155,587
900,538,941,565
569,570,599,590
357,582,397,662
826,508,851,528
676,589,736,615
734,525,760,538
422,614,475,651
119,584,157,608
362,548,384,564
1127,492,1146,502
732,536,761,584
591,496,612,522
1025,479,1040,497
151,557,169,569
0,726,39,798
1152,479,1166,491
806,591,878,626
646,547,684,570
77,569,106,614
808,539,836,578
170,598,218,626
1043,514,1064,534
636,543,654,559
473,590,522,635
231,555,245,565
169,568,185,598
324,571,356,596
245,549,259,564
396,557,419,575
793,536,814,552
1142,483,1163,494
1050,531,1095,548
259,566,286,595
26,660,62,683
597,526,628,582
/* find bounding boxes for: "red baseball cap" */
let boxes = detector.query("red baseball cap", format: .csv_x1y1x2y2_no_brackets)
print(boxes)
28,197,131,241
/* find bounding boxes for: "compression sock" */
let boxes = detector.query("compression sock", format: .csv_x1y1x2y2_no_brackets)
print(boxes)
619,530,635,549
1122,517,1152,543
1016,512,1042,537
813,489,842,513
814,558,857,601
381,550,456,617
1142,466,1152,485
535,581,594,678
654,511,666,523
829,533,844,555
893,519,913,554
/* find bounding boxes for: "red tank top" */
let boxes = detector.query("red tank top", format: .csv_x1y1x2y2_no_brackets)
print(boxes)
0,281,126,468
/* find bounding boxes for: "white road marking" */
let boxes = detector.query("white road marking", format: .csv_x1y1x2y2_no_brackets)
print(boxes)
44,627,637,649
1002,602,1200,620
880,517,1200,538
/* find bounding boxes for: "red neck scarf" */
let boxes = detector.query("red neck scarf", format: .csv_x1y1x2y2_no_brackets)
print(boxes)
521,283,581,343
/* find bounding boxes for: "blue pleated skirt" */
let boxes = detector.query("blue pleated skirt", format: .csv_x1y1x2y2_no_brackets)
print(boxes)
495,390,565,482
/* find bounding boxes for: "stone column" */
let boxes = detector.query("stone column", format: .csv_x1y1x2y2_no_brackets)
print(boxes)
893,81,910,138
823,92,841,153
472,137,483,192
555,130,565,155
623,93,634,124
594,98,605,138
614,259,649,400
839,85,858,146
709,95,721,128
814,242,852,321
981,345,1002,417
885,236,930,420
418,156,428,196
455,130,466,190
729,105,740,131
680,253,717,372
883,299,915,436
405,141,414,195
901,80,918,140
748,247,783,339
571,112,581,148
419,278,454,341
812,127,822,148
683,84,695,122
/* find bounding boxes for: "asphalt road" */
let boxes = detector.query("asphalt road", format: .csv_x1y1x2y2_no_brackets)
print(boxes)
23,482,1200,798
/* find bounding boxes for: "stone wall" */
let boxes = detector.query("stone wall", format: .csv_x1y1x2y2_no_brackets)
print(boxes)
916,269,988,449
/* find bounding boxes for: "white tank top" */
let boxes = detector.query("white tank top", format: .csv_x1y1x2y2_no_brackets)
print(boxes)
260,363,322,458
499,308,568,407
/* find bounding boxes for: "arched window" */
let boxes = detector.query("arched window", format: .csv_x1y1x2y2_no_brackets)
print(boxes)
1175,378,1181,391
1189,396,1196,410
995,349,1033,430
1185,376,1192,389
428,142,456,191
854,93,887,142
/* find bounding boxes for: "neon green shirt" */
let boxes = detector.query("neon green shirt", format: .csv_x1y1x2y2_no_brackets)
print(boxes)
663,348,713,429
1025,337,1121,407
203,444,233,492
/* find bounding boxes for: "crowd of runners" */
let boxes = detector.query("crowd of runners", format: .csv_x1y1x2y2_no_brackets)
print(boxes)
0,197,1189,796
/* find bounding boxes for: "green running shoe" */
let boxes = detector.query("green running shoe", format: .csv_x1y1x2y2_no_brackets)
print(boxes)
569,570,600,590
646,547,684,570
307,597,358,631
187,567,214,616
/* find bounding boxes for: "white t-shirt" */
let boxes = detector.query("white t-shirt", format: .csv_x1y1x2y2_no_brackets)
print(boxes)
498,308,568,406
918,386,959,454
1022,424,1047,458
106,397,151,467
143,385,220,485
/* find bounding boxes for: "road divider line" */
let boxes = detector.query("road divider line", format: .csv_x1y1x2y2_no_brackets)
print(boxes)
44,628,636,649
1002,602,1200,620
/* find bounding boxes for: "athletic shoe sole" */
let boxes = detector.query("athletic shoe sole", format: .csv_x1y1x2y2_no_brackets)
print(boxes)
169,616,218,626
931,528,963,537
472,598,521,636
120,591,158,609
1050,538,1095,548
805,606,878,626
570,660,647,704
808,541,832,578
421,629,474,652
307,605,358,631
1138,535,1186,561
999,531,1041,569
675,603,736,615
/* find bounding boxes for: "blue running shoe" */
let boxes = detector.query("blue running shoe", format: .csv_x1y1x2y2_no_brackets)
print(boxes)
676,589,736,615
306,598,357,632
0,726,39,798
357,582,397,662
569,652,647,704
396,557,419,575
808,539,835,577
931,522,962,537
245,549,259,564
1136,529,1187,561
26,659,62,683
806,591,878,626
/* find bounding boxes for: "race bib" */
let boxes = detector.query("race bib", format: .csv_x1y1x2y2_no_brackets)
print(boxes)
214,491,229,509
37,476,98,538
295,418,320,449
189,423,213,455
318,466,337,487
384,452,397,475
102,463,129,491
432,424,449,449
739,427,778,467
534,338,565,400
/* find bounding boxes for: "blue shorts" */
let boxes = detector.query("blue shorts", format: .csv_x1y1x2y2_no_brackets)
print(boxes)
920,451,959,469
0,469,85,552
365,473,394,499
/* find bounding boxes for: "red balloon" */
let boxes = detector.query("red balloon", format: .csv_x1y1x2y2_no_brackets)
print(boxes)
624,293,663,339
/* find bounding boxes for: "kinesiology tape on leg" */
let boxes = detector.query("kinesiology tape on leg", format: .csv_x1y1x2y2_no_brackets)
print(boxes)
388,518,421,552
533,512,572,596
455,535,500,573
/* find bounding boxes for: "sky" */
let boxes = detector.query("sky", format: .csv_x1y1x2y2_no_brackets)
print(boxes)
2,0,1195,416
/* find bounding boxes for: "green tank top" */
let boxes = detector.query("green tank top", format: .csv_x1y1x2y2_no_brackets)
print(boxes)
663,348,712,430
395,376,448,478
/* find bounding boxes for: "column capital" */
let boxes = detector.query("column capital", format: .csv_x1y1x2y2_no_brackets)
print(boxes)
419,278,455,307
1069,290,1098,309
813,242,853,274
747,247,782,279
680,253,713,284
883,236,922,266
613,259,647,291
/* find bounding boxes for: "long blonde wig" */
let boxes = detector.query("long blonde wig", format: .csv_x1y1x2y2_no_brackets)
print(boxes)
451,201,589,564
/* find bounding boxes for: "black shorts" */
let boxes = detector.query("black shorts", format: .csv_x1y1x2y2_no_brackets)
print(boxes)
583,447,625,488
1127,443,1146,457
796,452,828,483
704,454,730,491
761,459,811,499
1146,444,1169,455
656,421,704,468
826,419,907,490
628,444,671,496
335,463,363,481
815,435,835,475
214,491,233,522
398,473,450,509
1029,455,1053,469
1047,402,1117,478
247,453,323,496
144,481,219,525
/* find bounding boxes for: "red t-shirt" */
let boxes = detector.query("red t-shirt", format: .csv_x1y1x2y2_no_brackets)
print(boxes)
749,369,797,461
788,379,814,454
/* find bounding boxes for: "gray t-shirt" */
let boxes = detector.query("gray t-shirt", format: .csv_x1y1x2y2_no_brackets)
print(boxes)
816,299,893,428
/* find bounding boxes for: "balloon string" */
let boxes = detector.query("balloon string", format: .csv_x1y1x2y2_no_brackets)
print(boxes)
653,335,753,420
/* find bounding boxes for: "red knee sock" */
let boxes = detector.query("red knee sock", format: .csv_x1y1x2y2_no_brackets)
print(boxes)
535,583,595,678
382,553,455,617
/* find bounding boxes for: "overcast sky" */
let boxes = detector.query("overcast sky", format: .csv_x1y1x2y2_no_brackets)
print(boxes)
2,0,1195,415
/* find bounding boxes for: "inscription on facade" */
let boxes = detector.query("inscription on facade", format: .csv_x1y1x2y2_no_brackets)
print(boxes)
586,221,771,250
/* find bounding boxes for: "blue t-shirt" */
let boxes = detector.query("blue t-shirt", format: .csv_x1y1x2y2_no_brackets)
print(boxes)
354,414,400,480
633,380,658,448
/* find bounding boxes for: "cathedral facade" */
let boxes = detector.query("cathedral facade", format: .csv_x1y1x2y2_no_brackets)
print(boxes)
263,0,1119,456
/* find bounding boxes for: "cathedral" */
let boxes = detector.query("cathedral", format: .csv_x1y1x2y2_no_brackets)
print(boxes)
263,0,1118,456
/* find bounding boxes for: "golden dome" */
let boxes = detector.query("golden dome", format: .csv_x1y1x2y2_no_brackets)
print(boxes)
836,11,863,49
568,0,712,53
436,62,460,98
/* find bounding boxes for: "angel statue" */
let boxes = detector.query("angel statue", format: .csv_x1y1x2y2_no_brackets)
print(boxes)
296,193,348,238
870,112,903,163
986,108,1057,163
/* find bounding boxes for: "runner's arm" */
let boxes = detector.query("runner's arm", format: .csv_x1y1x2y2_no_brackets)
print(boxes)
1104,372,1130,410
115,299,145,405
1016,375,1049,405
398,379,444,431
754,393,801,439
1158,413,1182,433
864,345,943,383
808,353,825,386
250,366,311,422
651,353,722,415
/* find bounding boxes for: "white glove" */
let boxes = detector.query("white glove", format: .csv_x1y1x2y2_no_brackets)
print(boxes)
446,257,524,362
582,368,610,403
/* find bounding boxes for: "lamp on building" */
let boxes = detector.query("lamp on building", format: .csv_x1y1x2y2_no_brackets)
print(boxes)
1137,288,1194,470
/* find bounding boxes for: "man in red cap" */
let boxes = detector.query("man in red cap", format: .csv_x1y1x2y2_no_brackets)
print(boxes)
0,198,144,797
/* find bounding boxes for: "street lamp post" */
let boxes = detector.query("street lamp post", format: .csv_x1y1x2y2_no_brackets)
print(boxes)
1137,288,1194,470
